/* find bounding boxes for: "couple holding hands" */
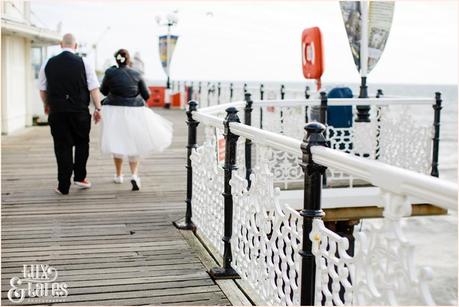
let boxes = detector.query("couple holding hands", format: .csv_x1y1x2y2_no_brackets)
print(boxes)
39,33,172,194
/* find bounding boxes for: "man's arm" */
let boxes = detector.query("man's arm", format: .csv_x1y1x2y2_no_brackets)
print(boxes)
38,59,49,114
90,89,102,110
90,88,102,124
39,90,49,114
82,57,102,123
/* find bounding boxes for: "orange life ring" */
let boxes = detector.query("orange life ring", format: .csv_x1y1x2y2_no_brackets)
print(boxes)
301,27,324,81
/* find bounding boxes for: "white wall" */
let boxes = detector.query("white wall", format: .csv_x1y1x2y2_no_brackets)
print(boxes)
1,35,31,135
2,1,30,23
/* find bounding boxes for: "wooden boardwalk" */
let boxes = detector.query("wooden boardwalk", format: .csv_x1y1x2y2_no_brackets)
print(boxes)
1,109,232,305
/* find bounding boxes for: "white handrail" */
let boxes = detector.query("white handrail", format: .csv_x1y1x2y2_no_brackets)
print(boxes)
192,111,224,129
311,146,458,210
194,97,434,117
198,101,245,114
252,97,435,108
229,122,302,156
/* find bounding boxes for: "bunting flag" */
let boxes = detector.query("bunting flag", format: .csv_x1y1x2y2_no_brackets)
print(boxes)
340,1,395,75
159,35,179,75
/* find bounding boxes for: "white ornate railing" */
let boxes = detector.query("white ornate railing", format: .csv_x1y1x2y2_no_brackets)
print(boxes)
250,97,436,188
308,145,456,305
231,144,302,305
190,125,225,255
186,93,456,306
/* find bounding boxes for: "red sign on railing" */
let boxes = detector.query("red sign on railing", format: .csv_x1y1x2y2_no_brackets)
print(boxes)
218,138,225,162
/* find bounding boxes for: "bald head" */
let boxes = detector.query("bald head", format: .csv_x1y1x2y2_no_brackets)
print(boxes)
61,33,77,49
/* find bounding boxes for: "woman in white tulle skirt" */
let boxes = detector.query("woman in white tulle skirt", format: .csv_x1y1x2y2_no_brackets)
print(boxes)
100,49,173,190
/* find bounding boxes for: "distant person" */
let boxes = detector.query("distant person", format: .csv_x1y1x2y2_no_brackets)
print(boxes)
39,33,102,195
130,51,145,76
100,49,173,191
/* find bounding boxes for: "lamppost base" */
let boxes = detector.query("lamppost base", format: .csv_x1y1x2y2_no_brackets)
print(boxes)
209,267,240,280
172,220,195,231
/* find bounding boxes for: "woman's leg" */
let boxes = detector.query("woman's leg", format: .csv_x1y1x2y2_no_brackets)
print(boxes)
128,156,139,176
128,156,140,191
113,154,124,177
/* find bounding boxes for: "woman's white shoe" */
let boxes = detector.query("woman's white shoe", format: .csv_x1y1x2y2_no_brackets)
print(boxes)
131,175,141,191
114,175,124,184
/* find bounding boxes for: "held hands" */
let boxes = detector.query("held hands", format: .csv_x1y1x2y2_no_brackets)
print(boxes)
93,109,102,124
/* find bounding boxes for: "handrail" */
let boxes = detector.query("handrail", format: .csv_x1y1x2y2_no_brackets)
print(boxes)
252,97,435,107
229,122,302,156
192,111,224,129
311,146,457,210
198,100,245,114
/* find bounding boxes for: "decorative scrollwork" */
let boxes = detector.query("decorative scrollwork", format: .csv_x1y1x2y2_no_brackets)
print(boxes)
231,144,303,306
378,106,433,174
191,126,224,255
311,190,436,306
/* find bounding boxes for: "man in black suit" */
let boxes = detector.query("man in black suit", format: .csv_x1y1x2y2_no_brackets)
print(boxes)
39,33,102,195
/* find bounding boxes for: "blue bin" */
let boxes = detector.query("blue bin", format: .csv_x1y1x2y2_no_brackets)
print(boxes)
327,87,353,128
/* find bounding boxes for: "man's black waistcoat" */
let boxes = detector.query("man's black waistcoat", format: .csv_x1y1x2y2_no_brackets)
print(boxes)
45,51,90,113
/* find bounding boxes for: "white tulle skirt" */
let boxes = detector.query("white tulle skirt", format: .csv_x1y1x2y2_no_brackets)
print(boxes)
100,105,173,157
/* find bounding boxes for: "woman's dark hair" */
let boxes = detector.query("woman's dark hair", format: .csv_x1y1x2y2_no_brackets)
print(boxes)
114,49,131,67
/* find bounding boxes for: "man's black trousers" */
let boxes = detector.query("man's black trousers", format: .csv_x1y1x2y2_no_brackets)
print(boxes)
48,111,91,194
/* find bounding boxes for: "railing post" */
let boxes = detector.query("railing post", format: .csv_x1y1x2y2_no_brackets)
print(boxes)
187,84,193,103
300,122,327,306
319,91,328,125
259,83,264,129
217,82,221,104
375,89,383,160
431,92,442,177
356,76,370,122
173,100,199,231
280,84,285,133
209,107,241,279
319,92,328,186
244,93,253,188
305,85,311,123
305,85,311,99
207,82,211,106
229,83,234,101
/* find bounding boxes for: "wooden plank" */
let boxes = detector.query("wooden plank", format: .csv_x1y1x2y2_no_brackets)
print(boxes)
180,228,252,306
1,109,229,306
322,204,448,221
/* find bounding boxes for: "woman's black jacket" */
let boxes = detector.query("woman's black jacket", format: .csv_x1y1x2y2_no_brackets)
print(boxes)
100,66,150,107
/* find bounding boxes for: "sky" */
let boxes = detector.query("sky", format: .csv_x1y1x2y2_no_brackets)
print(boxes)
31,1,458,85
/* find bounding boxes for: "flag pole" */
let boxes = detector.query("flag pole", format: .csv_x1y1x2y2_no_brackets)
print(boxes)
359,0,369,99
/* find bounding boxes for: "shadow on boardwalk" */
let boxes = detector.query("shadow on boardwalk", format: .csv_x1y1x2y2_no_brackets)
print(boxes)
1,109,230,305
